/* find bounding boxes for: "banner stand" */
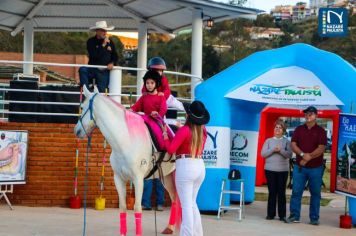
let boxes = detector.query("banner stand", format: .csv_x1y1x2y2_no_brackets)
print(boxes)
0,184,14,210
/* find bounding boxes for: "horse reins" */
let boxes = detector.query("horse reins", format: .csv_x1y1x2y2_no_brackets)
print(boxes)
79,93,99,138
78,92,98,236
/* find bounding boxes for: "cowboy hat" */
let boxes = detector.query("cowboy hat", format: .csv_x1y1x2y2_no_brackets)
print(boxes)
183,101,210,125
89,21,114,31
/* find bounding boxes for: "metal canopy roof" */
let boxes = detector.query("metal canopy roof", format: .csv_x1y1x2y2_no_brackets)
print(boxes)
0,0,261,35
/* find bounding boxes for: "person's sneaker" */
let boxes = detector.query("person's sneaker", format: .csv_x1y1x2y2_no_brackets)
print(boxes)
279,217,286,221
156,205,164,211
142,206,152,211
309,220,320,226
285,215,300,223
265,216,274,220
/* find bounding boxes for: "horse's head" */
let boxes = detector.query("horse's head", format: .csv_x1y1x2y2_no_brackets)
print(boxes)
74,85,100,138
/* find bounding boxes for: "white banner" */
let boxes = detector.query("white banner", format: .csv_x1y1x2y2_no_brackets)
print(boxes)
225,66,343,105
230,130,259,167
202,126,230,168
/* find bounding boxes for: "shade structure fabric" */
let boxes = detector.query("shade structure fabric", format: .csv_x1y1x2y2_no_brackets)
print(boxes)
0,0,261,35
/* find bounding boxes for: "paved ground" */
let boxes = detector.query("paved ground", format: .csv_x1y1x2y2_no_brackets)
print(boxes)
1,197,355,236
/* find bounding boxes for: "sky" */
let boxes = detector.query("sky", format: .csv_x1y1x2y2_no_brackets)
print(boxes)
218,0,307,12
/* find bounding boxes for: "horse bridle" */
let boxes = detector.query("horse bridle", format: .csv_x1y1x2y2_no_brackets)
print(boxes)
78,93,99,137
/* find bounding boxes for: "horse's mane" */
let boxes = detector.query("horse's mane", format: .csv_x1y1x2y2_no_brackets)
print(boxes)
99,95,148,139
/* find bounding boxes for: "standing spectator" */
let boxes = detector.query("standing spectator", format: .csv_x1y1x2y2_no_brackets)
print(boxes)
286,106,327,225
79,21,118,92
141,178,165,211
163,101,210,236
261,119,292,221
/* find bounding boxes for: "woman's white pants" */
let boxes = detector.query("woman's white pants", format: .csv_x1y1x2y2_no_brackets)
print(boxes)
176,158,205,236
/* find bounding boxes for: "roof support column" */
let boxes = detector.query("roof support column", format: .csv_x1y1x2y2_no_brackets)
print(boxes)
137,21,147,96
191,8,203,99
109,69,122,103
23,19,34,74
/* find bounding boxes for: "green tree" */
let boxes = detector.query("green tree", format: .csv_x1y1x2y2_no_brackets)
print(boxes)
255,14,275,28
202,45,220,78
0,30,24,52
276,20,296,34
110,36,125,65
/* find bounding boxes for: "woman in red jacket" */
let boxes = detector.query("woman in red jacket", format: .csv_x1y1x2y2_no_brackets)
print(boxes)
163,101,210,236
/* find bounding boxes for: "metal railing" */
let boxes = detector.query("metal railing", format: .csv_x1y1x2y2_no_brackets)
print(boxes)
0,60,196,120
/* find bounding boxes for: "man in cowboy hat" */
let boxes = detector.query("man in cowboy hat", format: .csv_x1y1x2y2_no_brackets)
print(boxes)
79,21,118,92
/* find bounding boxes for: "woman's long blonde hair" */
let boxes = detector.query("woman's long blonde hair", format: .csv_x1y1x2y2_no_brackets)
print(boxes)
187,121,204,158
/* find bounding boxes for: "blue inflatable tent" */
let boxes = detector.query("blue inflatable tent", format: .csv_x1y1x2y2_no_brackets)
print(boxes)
195,43,356,223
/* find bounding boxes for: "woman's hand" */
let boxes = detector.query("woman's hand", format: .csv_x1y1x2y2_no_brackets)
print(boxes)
158,92,164,96
273,144,281,153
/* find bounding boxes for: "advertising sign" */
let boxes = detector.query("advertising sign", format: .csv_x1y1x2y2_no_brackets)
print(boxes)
202,126,230,168
0,130,28,184
336,114,356,197
230,130,259,167
318,8,348,38
225,66,343,106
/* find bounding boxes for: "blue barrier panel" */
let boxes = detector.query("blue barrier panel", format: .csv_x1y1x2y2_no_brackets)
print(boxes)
349,197,356,225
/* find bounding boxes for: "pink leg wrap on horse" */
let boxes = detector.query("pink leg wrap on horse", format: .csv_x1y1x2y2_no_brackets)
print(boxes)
169,201,178,225
120,212,127,235
135,212,142,236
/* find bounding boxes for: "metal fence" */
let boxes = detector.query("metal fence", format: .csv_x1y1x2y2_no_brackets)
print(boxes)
0,60,197,121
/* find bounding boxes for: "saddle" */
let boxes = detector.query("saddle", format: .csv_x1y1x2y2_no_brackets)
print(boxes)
141,115,174,152
140,115,177,179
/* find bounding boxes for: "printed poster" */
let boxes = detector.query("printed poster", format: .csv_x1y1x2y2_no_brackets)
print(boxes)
336,114,356,197
0,130,28,184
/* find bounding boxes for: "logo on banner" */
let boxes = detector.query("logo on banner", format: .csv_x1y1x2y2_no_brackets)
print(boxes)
318,8,348,37
202,131,218,166
230,132,249,164
231,133,248,151
250,84,321,96
207,131,218,148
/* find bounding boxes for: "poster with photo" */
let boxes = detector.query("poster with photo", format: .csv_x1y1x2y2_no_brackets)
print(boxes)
0,130,28,184
336,114,356,197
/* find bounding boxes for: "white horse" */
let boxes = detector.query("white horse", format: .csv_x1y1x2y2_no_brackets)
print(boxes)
74,86,176,236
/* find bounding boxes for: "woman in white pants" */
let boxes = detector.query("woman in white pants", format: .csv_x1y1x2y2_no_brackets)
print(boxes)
164,101,210,236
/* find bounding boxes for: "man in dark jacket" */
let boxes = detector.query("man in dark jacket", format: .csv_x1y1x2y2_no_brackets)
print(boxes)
79,21,118,92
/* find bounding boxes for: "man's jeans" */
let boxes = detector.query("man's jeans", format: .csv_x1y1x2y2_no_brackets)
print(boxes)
79,67,109,93
290,165,323,221
142,179,165,208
